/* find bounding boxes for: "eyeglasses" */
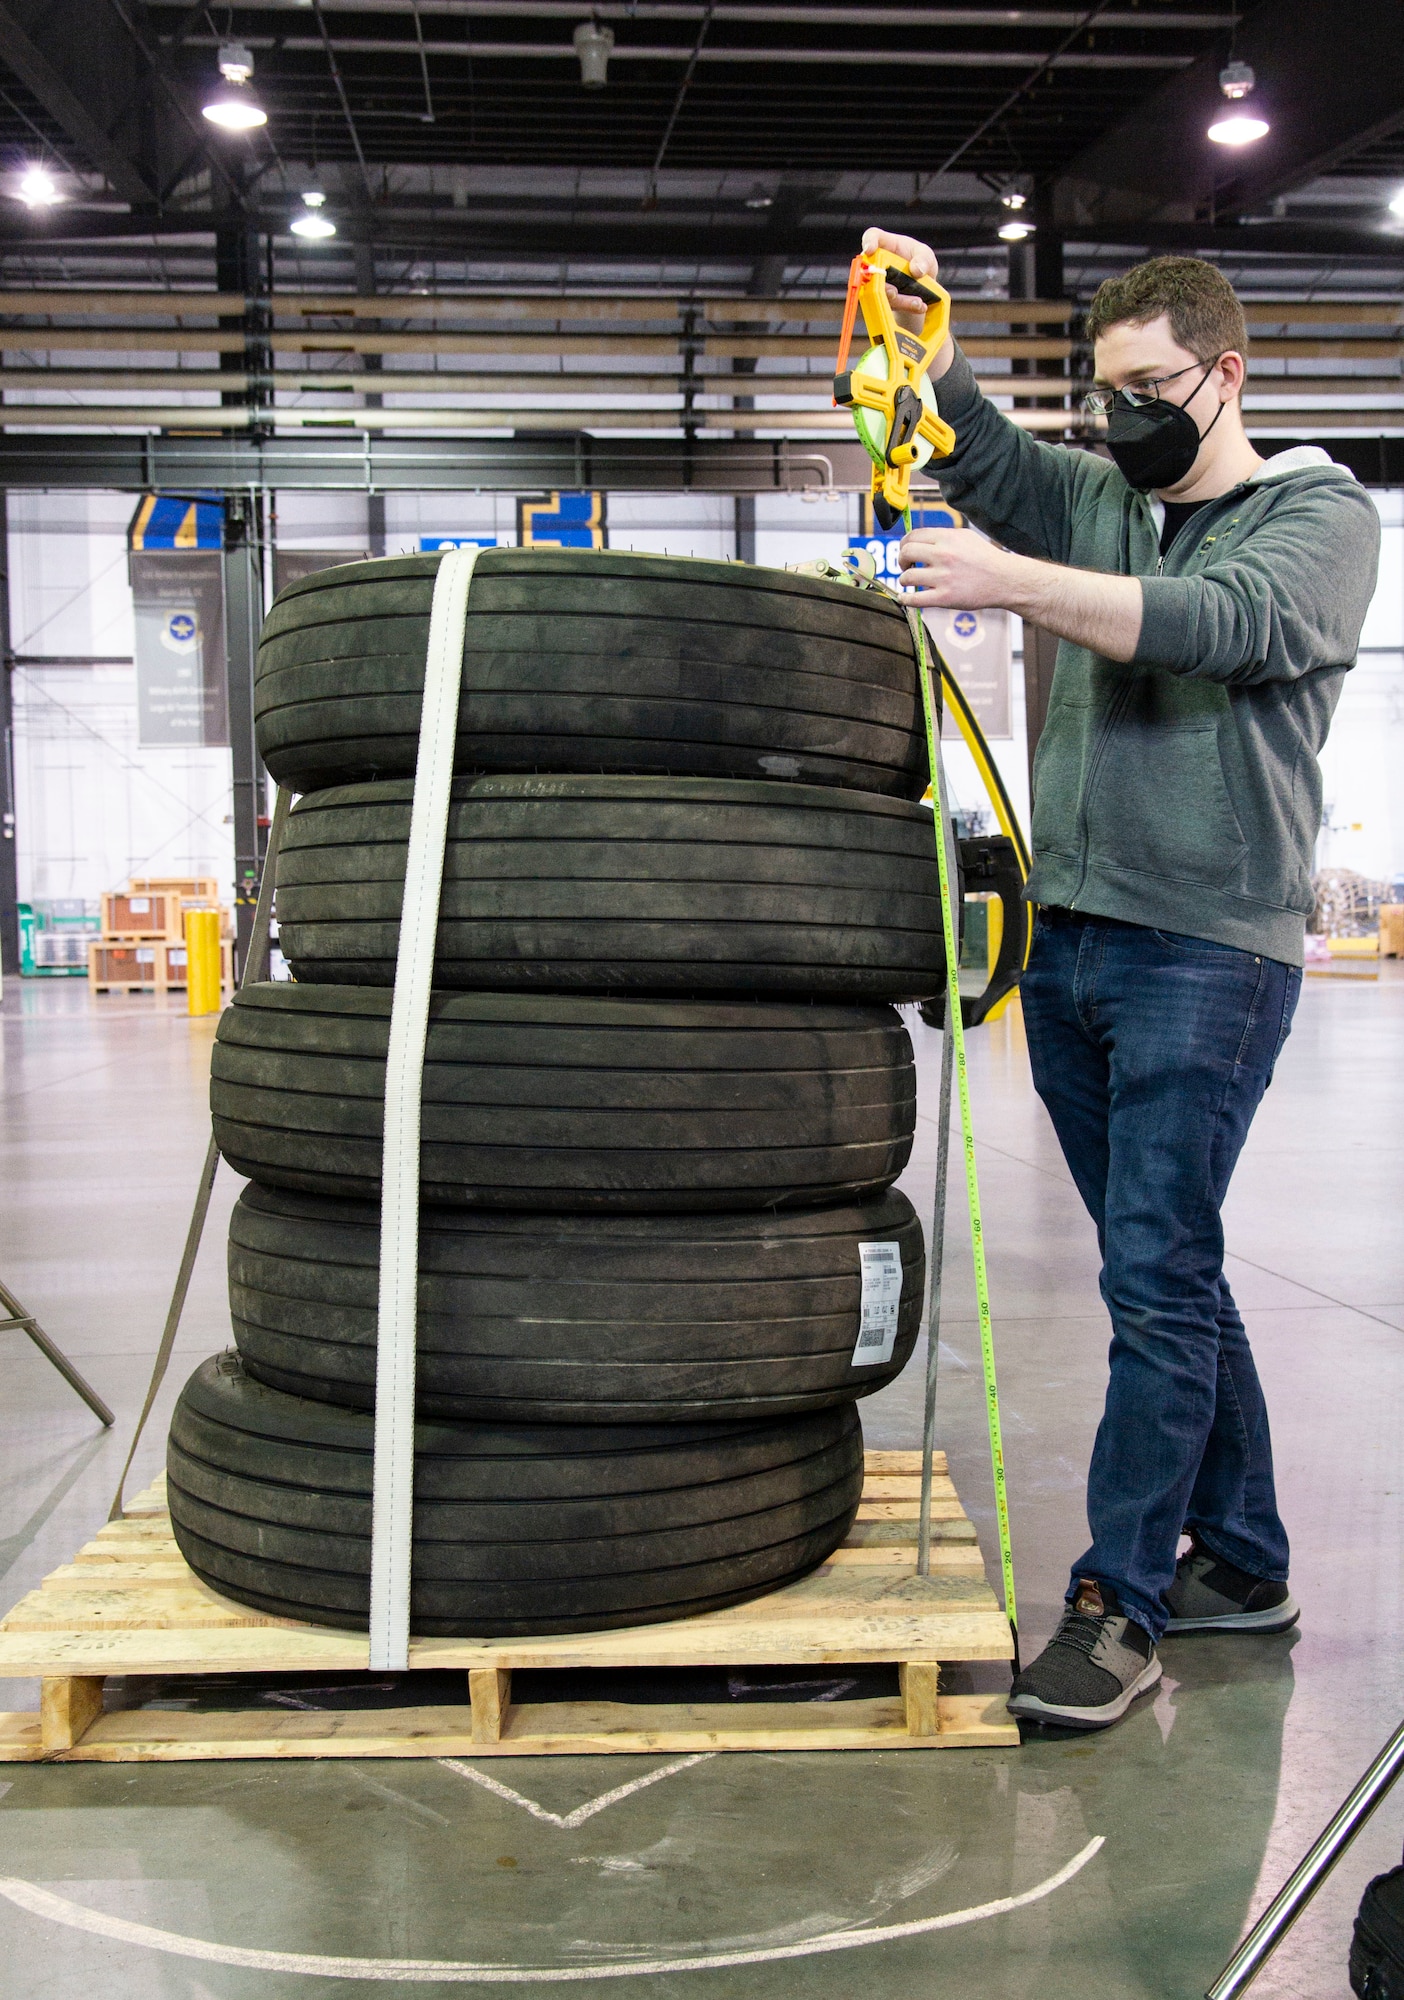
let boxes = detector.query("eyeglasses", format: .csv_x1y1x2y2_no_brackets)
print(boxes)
1082,356,1223,416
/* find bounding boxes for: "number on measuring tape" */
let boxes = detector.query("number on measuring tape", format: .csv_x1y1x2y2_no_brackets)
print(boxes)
852,1240,903,1366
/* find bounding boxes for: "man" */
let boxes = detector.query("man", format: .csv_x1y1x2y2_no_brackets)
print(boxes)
865,228,1380,1731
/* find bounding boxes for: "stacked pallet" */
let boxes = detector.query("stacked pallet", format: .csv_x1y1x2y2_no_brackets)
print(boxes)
177,549,949,1641
88,875,232,995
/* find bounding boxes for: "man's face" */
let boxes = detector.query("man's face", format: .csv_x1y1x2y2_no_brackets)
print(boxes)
1092,312,1220,417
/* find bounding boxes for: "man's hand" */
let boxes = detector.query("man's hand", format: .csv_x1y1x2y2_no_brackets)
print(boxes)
898,528,1022,610
861,228,939,314
899,528,1146,663
860,228,956,380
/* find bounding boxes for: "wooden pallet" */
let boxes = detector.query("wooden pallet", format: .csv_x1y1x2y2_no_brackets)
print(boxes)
0,1450,1019,1762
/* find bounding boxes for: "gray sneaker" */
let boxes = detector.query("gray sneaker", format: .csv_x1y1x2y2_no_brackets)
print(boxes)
1163,1535,1299,1635
1007,1579,1162,1732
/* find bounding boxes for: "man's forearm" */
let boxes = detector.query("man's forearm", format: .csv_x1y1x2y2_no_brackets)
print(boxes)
898,530,1145,662
1002,553,1143,663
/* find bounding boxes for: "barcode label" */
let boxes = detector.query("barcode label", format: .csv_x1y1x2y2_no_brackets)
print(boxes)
852,1240,903,1367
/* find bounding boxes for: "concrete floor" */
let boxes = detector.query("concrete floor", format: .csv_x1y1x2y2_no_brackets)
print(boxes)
1,963,1402,1999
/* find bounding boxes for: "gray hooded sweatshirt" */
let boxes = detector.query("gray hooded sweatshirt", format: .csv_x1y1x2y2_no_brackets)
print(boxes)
926,344,1382,965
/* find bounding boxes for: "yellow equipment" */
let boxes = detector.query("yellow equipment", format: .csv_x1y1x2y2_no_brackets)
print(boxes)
184,908,223,1017
833,247,956,530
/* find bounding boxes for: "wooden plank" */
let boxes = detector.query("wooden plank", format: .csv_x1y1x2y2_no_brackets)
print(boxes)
2,1581,308,1631
862,1450,944,1474
40,1675,104,1753
0,1713,43,1762
843,1518,977,1546
0,1589,1012,1678
860,1474,954,1499
56,1558,193,1578
32,1693,1017,1761
900,1662,941,1738
825,1544,984,1571
469,1668,512,1744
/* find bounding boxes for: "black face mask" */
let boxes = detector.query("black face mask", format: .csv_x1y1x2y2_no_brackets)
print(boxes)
1105,362,1224,492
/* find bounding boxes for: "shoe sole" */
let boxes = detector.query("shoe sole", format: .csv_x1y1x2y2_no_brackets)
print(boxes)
1007,1654,1162,1733
1164,1594,1299,1636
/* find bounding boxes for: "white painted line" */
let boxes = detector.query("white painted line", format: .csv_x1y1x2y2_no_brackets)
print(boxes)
435,1754,715,1829
0,1838,1104,1982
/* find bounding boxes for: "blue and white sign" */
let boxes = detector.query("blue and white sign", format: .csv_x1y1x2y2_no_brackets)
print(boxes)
419,535,502,551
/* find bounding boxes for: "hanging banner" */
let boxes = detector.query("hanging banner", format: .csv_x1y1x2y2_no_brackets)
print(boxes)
931,607,1013,741
129,551,228,748
129,491,223,551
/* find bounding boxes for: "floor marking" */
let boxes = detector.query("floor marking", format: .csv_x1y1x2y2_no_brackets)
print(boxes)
435,1754,715,1830
0,1839,1104,1982
345,1766,452,1828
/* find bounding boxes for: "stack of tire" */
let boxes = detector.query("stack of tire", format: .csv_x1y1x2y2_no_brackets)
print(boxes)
168,549,946,1638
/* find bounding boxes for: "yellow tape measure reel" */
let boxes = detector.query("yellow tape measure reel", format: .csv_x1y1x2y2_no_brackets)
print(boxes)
833,247,956,529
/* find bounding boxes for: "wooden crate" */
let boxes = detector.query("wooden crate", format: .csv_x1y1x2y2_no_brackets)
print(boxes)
1381,905,1404,959
100,889,183,940
128,875,220,903
0,1451,1019,1762
86,937,233,995
87,938,164,993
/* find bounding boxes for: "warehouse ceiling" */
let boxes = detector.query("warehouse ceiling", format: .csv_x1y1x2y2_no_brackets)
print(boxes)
0,0,1398,285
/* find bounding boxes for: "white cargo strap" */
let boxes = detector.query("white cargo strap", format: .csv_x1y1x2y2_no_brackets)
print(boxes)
369,544,481,1671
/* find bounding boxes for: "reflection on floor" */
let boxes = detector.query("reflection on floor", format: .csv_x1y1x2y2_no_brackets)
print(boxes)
2,969,1401,1999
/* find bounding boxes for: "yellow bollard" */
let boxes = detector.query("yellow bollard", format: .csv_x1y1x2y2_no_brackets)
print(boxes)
185,908,222,1016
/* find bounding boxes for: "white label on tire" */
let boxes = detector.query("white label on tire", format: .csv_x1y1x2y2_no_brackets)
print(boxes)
853,1241,903,1366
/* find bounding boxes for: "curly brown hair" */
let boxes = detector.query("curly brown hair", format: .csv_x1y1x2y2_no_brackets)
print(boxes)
1086,257,1248,375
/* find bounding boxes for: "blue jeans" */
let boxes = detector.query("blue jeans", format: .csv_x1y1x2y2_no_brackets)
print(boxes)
1020,911,1302,1642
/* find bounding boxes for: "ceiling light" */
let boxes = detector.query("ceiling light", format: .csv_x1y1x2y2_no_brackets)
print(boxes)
290,191,336,239
1208,111,1270,146
1208,58,1268,146
1000,191,1026,211
15,166,61,208
203,43,267,129
573,21,614,88
1388,188,1404,219
998,221,1031,242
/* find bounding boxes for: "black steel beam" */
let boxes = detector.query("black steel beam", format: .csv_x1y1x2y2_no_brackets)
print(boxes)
0,429,875,493
1056,0,1404,231
222,492,266,976
0,427,1398,492
1,204,1402,264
